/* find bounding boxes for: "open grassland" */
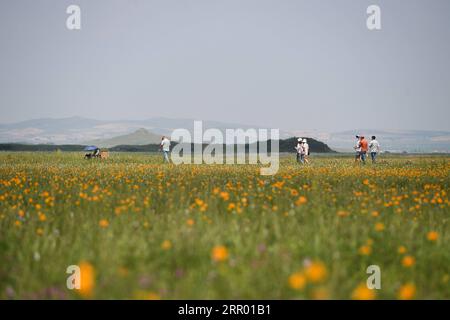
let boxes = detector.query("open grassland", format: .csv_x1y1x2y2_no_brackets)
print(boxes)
0,152,448,299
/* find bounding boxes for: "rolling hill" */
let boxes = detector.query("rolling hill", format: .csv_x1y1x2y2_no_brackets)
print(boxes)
0,116,291,145
86,128,161,148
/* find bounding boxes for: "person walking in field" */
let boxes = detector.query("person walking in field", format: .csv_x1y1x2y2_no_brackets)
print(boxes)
160,136,171,163
295,138,304,164
354,135,361,162
369,136,380,163
359,136,368,164
302,139,310,164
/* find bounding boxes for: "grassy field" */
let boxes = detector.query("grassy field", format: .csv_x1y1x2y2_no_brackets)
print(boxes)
0,152,448,299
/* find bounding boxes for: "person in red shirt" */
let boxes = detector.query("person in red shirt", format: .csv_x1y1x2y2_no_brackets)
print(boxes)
359,136,368,164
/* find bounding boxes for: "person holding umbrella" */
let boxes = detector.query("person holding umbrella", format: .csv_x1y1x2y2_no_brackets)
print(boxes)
84,146,100,159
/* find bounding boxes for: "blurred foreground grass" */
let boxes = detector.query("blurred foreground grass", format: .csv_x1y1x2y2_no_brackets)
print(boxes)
0,152,448,299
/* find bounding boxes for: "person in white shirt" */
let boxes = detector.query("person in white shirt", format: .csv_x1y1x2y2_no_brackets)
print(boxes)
369,136,380,163
160,136,171,163
295,138,304,163
302,139,310,164
354,135,361,162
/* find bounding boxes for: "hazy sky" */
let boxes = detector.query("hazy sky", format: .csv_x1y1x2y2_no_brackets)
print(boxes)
1,0,449,131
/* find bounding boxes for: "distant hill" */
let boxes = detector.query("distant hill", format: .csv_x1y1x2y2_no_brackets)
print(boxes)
86,128,161,148
0,116,292,145
278,137,334,153
110,137,333,153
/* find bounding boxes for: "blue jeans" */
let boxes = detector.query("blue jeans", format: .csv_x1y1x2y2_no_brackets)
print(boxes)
297,153,304,163
371,152,377,163
163,150,170,163
360,151,367,163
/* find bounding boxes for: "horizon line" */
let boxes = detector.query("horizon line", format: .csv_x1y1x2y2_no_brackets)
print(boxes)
0,115,449,133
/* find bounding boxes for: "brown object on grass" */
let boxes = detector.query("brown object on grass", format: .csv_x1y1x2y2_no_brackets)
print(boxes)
100,151,109,159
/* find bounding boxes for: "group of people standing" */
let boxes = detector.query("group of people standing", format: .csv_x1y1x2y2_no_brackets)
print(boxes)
295,138,310,164
161,134,381,165
354,135,381,164
293,135,381,165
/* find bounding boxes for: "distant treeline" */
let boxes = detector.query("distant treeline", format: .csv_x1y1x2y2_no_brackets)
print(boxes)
0,144,87,152
0,137,335,153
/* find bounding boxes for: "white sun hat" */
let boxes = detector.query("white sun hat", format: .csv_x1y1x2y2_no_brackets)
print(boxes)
302,139,307,143
297,138,302,142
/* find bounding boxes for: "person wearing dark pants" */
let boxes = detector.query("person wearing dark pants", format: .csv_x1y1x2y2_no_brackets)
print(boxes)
359,136,368,165
160,136,171,163
295,138,304,164
369,136,380,163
